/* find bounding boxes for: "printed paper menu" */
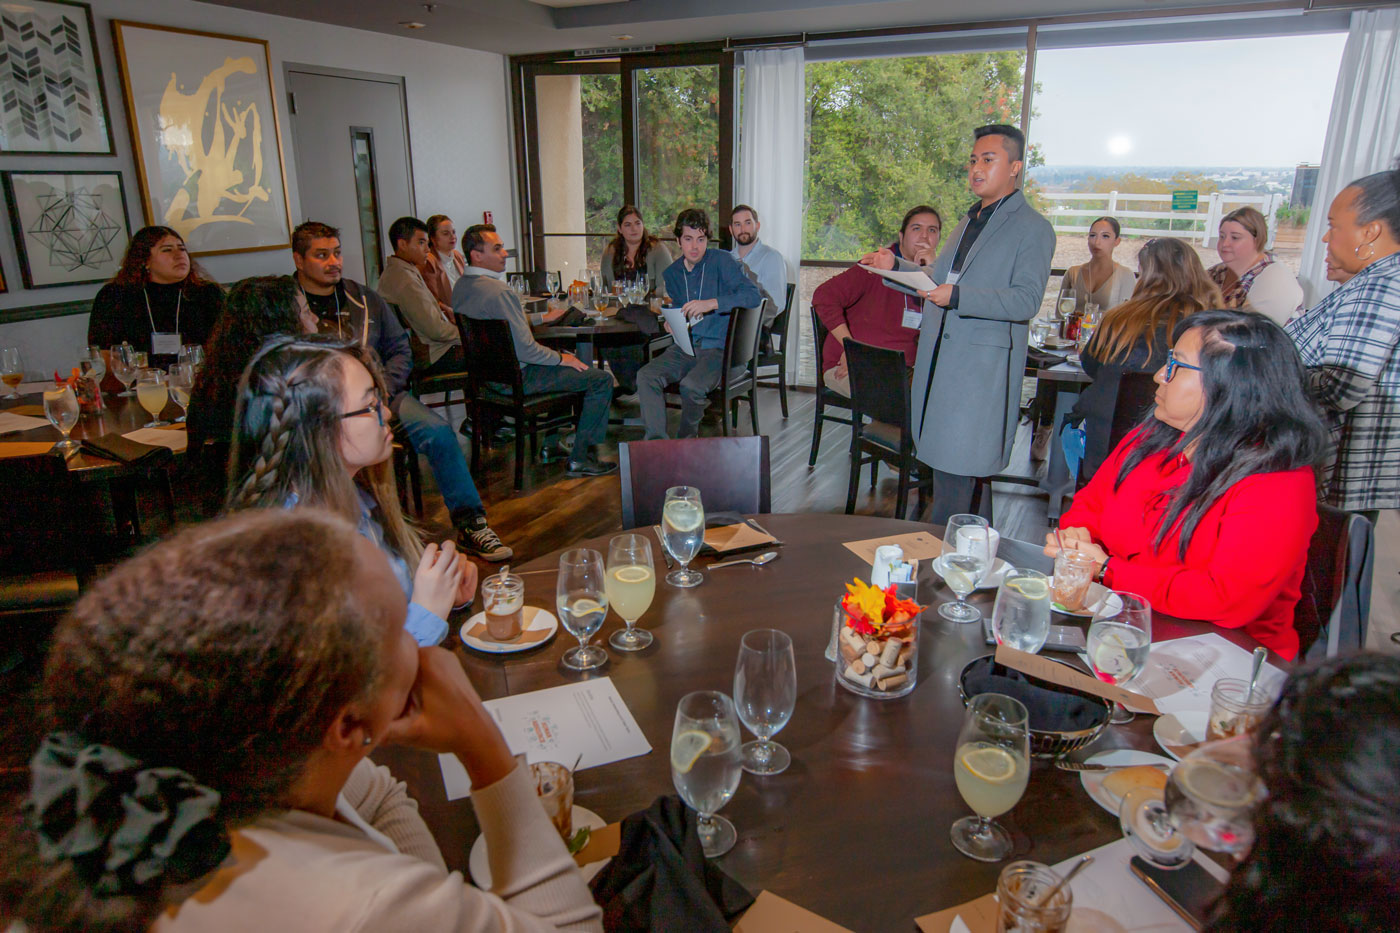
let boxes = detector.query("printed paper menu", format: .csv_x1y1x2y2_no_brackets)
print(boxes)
1129,632,1286,715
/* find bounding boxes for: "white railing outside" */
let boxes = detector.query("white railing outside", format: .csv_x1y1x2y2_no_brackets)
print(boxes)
1038,190,1285,249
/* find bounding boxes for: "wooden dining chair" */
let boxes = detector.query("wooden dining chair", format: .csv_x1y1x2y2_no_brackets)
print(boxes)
755,282,796,419
808,306,854,467
843,339,930,520
662,300,767,437
388,302,471,418
618,436,771,529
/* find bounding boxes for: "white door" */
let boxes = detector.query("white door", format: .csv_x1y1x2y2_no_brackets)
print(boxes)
285,67,415,288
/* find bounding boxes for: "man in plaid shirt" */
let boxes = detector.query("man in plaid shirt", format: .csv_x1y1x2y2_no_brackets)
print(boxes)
1286,165,1400,653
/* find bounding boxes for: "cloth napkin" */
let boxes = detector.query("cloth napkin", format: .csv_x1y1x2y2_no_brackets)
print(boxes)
617,304,663,335
701,512,778,555
961,656,1108,733
1026,346,1071,367
589,795,755,932
79,432,170,466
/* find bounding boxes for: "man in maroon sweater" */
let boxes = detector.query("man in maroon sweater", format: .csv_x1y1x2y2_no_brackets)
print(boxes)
813,205,942,394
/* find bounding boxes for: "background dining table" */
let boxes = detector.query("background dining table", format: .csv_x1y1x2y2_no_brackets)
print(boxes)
378,512,1266,930
0,387,183,477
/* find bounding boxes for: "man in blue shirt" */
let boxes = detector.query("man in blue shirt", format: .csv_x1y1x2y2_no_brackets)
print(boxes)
637,209,764,439
729,203,789,324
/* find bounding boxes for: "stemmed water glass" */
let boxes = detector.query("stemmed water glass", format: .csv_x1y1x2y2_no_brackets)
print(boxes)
82,346,106,389
671,690,743,858
177,344,204,371
990,569,1052,654
1,347,24,399
733,629,796,776
951,693,1030,862
42,384,80,450
661,485,705,588
605,533,656,651
136,369,170,427
1087,591,1151,724
556,548,609,671
939,514,990,622
546,271,562,297
168,363,194,423
110,345,139,397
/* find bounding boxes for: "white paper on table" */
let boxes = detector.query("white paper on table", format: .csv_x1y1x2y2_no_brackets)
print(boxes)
659,305,696,356
1051,837,1228,932
439,676,652,800
860,263,937,298
1133,633,1286,716
0,411,50,434
122,427,188,452
16,382,55,395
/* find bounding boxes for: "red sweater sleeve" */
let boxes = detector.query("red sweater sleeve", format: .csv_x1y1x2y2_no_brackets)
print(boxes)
1105,469,1317,629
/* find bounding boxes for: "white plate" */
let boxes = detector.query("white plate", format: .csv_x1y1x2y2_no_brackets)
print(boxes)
1153,710,1211,761
470,805,607,888
1047,577,1122,618
932,556,1014,591
459,605,559,654
1079,749,1176,816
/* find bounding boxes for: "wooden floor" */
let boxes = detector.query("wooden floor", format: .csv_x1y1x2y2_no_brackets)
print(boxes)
419,383,1055,568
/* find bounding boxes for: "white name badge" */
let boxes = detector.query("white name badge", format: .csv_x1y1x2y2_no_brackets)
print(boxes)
944,270,961,286
151,331,182,355
901,307,923,329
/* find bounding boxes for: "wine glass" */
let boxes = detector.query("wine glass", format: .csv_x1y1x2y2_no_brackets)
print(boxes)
136,369,170,427
951,693,1030,862
109,345,138,397
938,514,990,623
168,363,194,423
1,347,24,399
733,628,796,776
990,569,1052,654
546,271,562,297
556,547,609,671
661,486,705,587
1119,735,1264,870
606,533,656,651
1087,591,1151,724
82,346,106,388
671,690,743,858
42,384,80,450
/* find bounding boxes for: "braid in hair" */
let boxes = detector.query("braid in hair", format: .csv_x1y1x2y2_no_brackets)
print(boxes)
229,371,300,510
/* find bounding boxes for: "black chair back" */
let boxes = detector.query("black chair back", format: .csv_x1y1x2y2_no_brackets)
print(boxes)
845,339,911,433
724,301,766,383
619,436,772,529
765,283,796,349
1107,372,1158,453
523,270,560,295
459,317,524,393
811,304,833,373
1298,505,1373,659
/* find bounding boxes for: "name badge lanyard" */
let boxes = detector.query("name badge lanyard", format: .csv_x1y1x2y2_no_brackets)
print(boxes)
683,263,705,349
144,286,182,355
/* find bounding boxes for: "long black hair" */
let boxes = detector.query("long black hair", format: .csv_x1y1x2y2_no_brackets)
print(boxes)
1207,653,1400,931
608,204,660,281
1116,309,1327,557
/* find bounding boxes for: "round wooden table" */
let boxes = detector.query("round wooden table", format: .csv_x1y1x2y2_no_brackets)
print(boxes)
1,389,181,477
383,513,1264,930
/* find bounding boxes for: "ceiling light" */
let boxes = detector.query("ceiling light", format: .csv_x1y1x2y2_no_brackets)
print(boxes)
612,34,633,40
399,21,426,28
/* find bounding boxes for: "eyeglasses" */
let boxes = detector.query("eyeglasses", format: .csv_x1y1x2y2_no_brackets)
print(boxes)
1164,349,1202,383
340,395,385,427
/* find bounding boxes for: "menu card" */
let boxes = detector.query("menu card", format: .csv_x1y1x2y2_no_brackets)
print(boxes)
123,427,188,452
994,645,1161,715
439,677,652,799
735,891,856,933
0,411,50,434
1129,633,1286,716
843,531,944,564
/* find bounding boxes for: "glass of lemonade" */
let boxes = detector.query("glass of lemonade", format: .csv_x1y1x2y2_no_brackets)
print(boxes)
939,514,989,623
671,690,743,858
606,533,656,651
661,485,705,588
556,548,609,671
168,363,194,423
43,384,80,450
1087,591,1151,724
951,693,1030,862
2,347,24,399
136,369,170,427
990,570,1052,654
733,628,796,776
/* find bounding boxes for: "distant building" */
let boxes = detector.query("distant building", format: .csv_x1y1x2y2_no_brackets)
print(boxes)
1292,164,1320,209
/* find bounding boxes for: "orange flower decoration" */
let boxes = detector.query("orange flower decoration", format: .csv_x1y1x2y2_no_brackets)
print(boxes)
840,578,925,637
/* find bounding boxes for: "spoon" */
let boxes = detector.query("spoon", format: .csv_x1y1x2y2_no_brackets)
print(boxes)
1037,854,1092,907
1246,646,1267,699
709,551,779,570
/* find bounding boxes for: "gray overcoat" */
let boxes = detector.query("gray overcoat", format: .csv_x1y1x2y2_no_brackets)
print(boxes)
895,189,1054,476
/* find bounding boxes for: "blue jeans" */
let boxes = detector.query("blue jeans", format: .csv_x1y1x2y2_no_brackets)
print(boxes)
394,393,483,519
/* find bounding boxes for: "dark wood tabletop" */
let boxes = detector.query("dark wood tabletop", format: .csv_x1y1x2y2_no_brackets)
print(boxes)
1,389,182,478
379,512,1264,930
532,313,644,341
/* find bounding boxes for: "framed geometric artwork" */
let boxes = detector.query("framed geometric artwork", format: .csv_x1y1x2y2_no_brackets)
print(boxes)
0,0,115,154
2,170,131,288
111,21,291,256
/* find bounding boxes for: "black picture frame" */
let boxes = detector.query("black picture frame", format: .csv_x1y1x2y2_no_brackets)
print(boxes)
2,170,131,289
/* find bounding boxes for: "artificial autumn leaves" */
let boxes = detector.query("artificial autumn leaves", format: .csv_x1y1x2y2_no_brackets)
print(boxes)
841,578,924,637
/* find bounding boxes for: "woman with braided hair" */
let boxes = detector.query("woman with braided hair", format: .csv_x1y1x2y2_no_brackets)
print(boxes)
0,508,602,932
227,335,473,646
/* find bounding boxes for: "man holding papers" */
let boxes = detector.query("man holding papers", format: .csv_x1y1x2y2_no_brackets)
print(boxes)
864,124,1054,523
637,209,764,439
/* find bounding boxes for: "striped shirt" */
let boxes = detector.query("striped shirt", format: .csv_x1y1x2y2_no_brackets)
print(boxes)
1286,252,1400,511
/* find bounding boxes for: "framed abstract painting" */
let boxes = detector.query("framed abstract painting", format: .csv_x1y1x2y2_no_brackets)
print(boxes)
2,170,131,288
0,0,115,154
111,21,292,256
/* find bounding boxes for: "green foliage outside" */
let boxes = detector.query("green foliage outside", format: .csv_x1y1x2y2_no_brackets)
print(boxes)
1276,202,1310,228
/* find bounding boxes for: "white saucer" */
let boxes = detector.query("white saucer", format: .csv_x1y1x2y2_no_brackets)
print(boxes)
1079,748,1176,816
1154,710,1211,761
460,605,559,654
1047,577,1122,618
931,555,1014,590
470,805,607,888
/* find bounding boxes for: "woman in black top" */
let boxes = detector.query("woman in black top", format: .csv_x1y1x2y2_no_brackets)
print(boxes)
87,226,225,370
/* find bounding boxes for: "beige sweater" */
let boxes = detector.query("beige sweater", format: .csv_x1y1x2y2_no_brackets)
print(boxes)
379,255,462,363
154,760,602,933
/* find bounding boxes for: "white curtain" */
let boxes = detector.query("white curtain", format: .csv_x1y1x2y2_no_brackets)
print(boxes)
1299,8,1400,306
737,46,806,380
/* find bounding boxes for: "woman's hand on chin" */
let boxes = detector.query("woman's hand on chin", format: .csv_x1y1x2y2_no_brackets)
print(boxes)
385,648,515,785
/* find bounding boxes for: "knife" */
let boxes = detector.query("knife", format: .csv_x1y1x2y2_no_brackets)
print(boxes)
1055,760,1170,773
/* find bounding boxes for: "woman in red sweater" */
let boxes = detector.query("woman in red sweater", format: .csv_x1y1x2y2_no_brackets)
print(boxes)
1045,309,1327,659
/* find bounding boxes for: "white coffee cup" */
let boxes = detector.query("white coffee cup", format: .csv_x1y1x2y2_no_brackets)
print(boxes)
955,525,1001,583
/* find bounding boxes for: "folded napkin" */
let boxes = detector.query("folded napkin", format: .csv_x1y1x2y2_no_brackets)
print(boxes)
701,512,779,555
552,306,591,327
617,304,663,335
589,795,755,932
961,656,1108,733
79,432,170,466
1026,346,1071,367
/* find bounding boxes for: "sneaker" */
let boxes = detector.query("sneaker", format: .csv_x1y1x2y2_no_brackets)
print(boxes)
1031,425,1053,461
459,521,513,562
566,455,618,477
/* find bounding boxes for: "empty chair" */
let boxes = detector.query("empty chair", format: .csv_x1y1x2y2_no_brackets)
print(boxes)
843,339,928,520
1298,505,1373,660
619,436,771,529
755,282,797,419
807,305,854,466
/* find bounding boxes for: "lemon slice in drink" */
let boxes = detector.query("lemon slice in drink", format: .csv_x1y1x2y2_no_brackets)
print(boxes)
961,746,1018,783
663,501,703,533
613,566,651,584
942,567,975,592
671,730,713,774
1007,577,1049,600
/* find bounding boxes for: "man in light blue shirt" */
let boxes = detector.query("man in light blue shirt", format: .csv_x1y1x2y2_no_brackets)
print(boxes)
637,209,763,439
729,203,789,324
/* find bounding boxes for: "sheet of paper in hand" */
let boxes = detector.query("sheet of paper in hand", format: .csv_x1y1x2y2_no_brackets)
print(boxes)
861,264,937,298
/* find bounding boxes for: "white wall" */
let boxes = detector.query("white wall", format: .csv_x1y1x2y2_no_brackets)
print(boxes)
0,0,514,376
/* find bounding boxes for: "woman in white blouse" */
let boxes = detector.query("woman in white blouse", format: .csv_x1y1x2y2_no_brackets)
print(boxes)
1062,216,1137,312
1209,206,1304,325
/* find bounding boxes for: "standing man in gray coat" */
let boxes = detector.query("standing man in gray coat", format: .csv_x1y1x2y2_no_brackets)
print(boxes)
864,124,1054,524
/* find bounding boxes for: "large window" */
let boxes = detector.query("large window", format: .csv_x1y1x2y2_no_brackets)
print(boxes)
636,64,720,229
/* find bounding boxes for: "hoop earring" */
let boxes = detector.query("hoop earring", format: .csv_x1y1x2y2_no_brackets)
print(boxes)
1355,242,1376,262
